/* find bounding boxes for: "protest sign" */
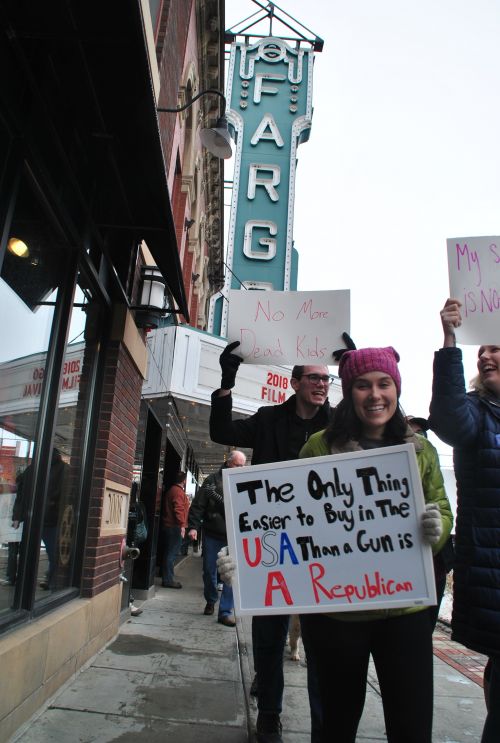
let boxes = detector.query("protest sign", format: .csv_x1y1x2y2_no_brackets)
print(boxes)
447,236,500,344
223,445,436,615
227,289,350,365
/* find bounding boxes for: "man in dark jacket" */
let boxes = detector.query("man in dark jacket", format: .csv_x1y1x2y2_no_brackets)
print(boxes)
210,341,334,743
188,449,246,627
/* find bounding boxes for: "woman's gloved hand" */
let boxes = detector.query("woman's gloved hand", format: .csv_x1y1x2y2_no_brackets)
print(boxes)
217,546,237,586
421,503,443,545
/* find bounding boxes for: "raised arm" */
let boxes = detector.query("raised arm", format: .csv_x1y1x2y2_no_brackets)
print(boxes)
429,299,480,447
440,298,462,348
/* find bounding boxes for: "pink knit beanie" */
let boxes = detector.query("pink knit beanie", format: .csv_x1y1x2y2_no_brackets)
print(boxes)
338,347,401,396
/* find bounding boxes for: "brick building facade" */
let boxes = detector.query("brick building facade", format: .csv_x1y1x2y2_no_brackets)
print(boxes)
0,1,224,739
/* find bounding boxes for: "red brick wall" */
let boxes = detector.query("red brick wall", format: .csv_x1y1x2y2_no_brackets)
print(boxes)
81,342,143,598
157,0,193,164
189,291,199,328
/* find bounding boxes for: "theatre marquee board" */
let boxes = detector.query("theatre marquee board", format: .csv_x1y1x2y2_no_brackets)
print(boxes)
223,444,437,615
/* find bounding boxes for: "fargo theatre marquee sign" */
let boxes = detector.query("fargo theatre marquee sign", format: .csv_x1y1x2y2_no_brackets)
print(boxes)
209,37,315,336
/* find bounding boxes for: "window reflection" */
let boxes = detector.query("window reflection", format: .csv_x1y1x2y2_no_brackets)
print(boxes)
0,168,103,615
35,280,100,598
0,286,55,613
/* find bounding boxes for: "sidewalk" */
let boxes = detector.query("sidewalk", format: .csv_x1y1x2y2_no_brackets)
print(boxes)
9,553,487,742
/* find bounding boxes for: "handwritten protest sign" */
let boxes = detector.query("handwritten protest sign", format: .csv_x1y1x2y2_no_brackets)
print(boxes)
447,236,500,344
223,445,436,615
227,289,350,365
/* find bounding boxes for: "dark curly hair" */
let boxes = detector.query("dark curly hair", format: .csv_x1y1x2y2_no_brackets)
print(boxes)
323,395,408,449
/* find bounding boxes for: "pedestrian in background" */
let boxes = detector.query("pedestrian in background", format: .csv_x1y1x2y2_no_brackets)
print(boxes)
188,449,246,627
429,298,500,743
161,471,188,589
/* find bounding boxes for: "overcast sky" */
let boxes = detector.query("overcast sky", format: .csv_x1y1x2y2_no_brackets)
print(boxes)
225,0,500,460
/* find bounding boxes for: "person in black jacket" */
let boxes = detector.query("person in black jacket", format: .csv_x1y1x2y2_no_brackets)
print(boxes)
210,341,335,743
188,449,246,627
13,449,69,590
429,298,500,743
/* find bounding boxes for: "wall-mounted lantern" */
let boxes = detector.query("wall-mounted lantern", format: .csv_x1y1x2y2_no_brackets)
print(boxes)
133,265,178,330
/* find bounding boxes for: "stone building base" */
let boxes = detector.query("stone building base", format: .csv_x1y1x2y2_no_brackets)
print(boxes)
0,585,122,743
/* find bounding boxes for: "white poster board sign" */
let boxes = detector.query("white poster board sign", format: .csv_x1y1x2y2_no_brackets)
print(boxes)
447,236,500,344
223,445,436,615
227,289,350,365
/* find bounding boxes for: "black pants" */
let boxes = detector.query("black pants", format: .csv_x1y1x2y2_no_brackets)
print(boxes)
300,610,433,743
482,655,500,743
252,614,289,714
252,614,323,742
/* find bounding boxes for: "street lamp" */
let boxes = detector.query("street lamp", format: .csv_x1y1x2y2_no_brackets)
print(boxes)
133,265,181,330
157,89,232,159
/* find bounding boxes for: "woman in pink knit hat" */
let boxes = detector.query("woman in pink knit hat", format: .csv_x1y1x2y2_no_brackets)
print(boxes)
299,347,453,743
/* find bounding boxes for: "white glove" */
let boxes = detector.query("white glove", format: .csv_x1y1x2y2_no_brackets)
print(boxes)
217,546,237,586
421,503,443,545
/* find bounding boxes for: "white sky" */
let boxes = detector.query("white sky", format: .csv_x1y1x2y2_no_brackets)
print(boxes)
225,0,500,460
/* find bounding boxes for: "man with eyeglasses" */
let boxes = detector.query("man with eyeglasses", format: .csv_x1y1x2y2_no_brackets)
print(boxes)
210,342,335,743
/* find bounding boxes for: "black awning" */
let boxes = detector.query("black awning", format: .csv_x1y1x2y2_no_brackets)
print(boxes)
0,0,189,319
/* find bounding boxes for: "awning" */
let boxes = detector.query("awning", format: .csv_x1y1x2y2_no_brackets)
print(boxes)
0,0,189,319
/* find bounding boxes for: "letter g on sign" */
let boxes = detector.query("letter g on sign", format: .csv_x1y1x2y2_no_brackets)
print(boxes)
243,220,277,260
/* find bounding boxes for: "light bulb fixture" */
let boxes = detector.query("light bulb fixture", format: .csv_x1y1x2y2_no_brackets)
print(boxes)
132,265,182,330
134,265,166,329
157,89,232,160
7,237,29,258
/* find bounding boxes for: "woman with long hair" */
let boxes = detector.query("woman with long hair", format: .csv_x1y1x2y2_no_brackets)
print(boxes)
299,346,453,743
429,299,500,743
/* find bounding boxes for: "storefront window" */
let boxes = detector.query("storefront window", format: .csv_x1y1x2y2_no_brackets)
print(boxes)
0,169,104,619
33,278,101,600
0,173,63,617
0,283,55,613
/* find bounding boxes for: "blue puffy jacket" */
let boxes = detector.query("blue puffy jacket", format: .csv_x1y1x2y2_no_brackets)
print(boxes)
429,347,500,656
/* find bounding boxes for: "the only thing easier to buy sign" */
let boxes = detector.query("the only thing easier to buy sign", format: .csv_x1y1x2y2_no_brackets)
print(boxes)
223,445,436,615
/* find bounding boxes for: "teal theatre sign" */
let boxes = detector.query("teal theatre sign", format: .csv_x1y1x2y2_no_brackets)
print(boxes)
209,36,314,337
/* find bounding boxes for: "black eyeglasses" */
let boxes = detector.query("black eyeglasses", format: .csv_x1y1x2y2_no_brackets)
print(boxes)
300,374,332,386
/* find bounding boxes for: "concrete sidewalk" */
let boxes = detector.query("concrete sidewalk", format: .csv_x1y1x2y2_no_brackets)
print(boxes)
9,553,487,742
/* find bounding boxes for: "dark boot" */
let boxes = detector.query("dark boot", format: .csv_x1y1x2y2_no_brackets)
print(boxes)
256,712,283,743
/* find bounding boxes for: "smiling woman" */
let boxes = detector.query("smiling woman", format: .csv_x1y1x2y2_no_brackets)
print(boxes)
429,299,500,743
475,345,500,397
299,346,453,743
351,372,398,440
